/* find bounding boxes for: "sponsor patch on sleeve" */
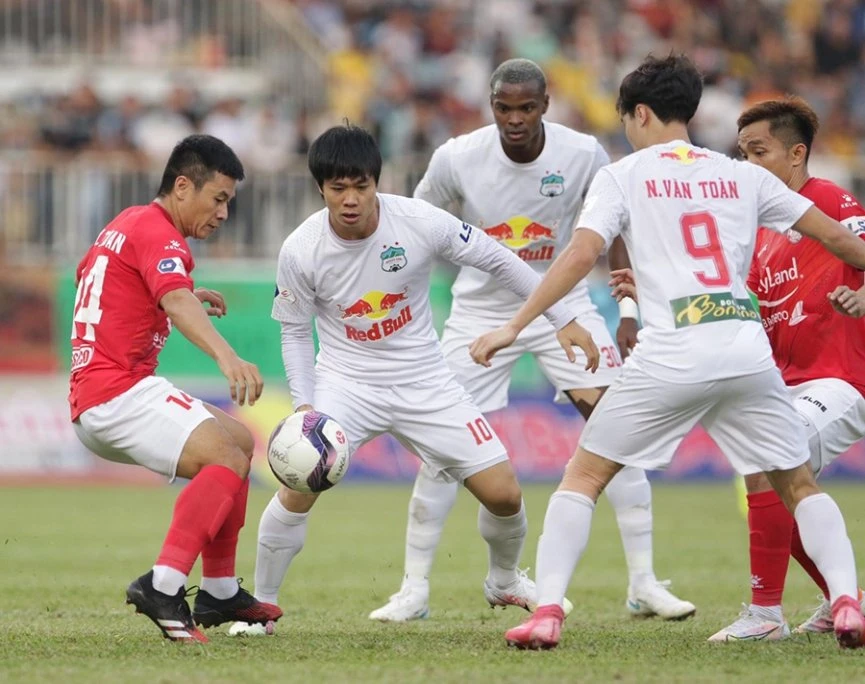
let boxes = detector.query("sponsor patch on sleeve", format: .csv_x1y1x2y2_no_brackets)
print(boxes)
841,216,865,237
157,257,186,275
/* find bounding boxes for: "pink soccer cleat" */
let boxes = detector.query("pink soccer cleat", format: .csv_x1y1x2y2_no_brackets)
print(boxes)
504,604,565,650
831,595,865,649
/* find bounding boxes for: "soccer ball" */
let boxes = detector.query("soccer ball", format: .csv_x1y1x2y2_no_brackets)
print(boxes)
266,410,351,493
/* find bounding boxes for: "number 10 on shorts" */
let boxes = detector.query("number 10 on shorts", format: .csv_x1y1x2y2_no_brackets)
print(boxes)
467,417,493,445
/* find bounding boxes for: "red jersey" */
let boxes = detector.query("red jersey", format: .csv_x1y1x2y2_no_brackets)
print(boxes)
747,177,865,396
69,203,195,420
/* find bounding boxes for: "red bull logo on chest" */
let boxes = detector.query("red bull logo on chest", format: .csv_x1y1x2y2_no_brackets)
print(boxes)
482,215,557,262
338,288,413,342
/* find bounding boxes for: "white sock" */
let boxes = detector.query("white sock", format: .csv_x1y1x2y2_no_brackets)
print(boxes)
253,493,309,604
794,493,858,604
749,603,784,622
200,576,239,600
604,466,655,586
478,500,528,588
403,464,459,590
152,565,187,596
536,491,595,607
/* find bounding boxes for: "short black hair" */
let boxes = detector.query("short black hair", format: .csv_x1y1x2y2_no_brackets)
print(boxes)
308,124,382,188
489,58,547,94
157,134,244,196
616,54,703,125
737,96,819,161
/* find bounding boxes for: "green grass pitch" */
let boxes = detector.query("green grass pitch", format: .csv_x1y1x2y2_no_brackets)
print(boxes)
2,483,864,683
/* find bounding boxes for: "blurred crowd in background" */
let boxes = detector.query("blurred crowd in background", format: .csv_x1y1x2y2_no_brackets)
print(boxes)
1,0,864,261
1,0,864,165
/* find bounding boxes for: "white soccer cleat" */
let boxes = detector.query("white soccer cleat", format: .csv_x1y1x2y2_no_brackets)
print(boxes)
368,585,430,622
707,605,790,642
483,568,574,617
626,578,696,620
795,592,865,634
794,598,833,634
228,620,275,636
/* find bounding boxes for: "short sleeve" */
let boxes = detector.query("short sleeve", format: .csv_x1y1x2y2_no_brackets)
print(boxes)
574,167,628,249
136,228,194,303
272,240,316,324
754,166,813,233
413,141,460,209
836,191,865,237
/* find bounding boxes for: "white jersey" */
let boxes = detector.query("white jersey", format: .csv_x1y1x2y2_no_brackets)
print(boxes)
414,122,609,326
272,194,573,397
578,140,813,383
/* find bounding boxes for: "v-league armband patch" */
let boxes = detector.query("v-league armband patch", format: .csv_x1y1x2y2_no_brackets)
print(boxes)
157,257,186,276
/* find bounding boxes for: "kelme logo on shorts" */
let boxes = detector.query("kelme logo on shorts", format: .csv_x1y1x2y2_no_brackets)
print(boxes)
670,292,759,328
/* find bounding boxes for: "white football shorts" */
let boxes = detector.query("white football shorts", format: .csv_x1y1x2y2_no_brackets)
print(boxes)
441,310,622,413
314,370,508,483
580,364,811,475
789,377,865,476
72,375,214,481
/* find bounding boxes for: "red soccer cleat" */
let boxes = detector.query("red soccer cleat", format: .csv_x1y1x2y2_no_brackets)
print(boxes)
831,595,865,649
192,584,283,629
504,604,565,650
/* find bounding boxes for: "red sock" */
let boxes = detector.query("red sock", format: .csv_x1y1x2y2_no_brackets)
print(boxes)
790,521,830,599
201,477,249,578
156,465,244,575
748,490,794,607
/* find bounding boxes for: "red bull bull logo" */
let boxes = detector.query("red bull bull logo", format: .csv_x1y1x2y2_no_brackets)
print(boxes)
657,145,711,165
482,215,557,262
339,288,413,342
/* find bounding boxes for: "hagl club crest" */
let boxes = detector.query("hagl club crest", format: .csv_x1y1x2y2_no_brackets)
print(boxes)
540,172,564,197
380,244,407,272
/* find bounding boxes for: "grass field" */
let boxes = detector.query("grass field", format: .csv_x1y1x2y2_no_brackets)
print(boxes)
2,482,865,683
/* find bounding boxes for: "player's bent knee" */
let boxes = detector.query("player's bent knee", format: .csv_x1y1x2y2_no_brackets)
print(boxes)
765,464,820,511
278,484,319,513
744,471,772,494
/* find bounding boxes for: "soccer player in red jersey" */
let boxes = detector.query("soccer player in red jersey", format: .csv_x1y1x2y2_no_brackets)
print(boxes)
708,97,865,641
69,135,282,643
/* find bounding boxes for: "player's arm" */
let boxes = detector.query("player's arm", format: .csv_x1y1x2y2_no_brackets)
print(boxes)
413,141,460,210
791,206,865,269
608,236,638,358
272,242,317,411
160,288,262,406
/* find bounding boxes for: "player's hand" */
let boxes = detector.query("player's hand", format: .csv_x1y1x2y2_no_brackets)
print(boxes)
616,317,639,360
828,285,865,317
609,268,638,302
295,404,314,413
469,324,519,367
194,288,227,317
217,352,264,406
556,320,600,372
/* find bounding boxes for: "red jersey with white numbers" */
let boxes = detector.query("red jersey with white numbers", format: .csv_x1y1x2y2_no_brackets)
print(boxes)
69,203,195,419
747,178,865,396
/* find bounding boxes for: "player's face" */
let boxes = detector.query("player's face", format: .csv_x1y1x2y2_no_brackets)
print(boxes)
321,175,378,237
490,81,549,154
181,172,237,240
737,121,796,185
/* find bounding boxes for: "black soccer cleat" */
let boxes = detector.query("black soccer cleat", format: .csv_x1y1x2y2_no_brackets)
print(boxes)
192,583,284,629
125,570,208,643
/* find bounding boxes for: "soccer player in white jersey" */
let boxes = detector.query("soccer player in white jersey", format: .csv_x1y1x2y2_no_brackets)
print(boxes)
230,123,600,635
369,58,694,623
470,54,865,651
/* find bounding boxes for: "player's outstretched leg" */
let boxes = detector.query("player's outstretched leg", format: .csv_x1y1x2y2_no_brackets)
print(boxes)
462,462,539,612
369,463,459,622
605,466,695,620
768,466,864,649
708,476,792,642
505,448,621,650
229,487,316,636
